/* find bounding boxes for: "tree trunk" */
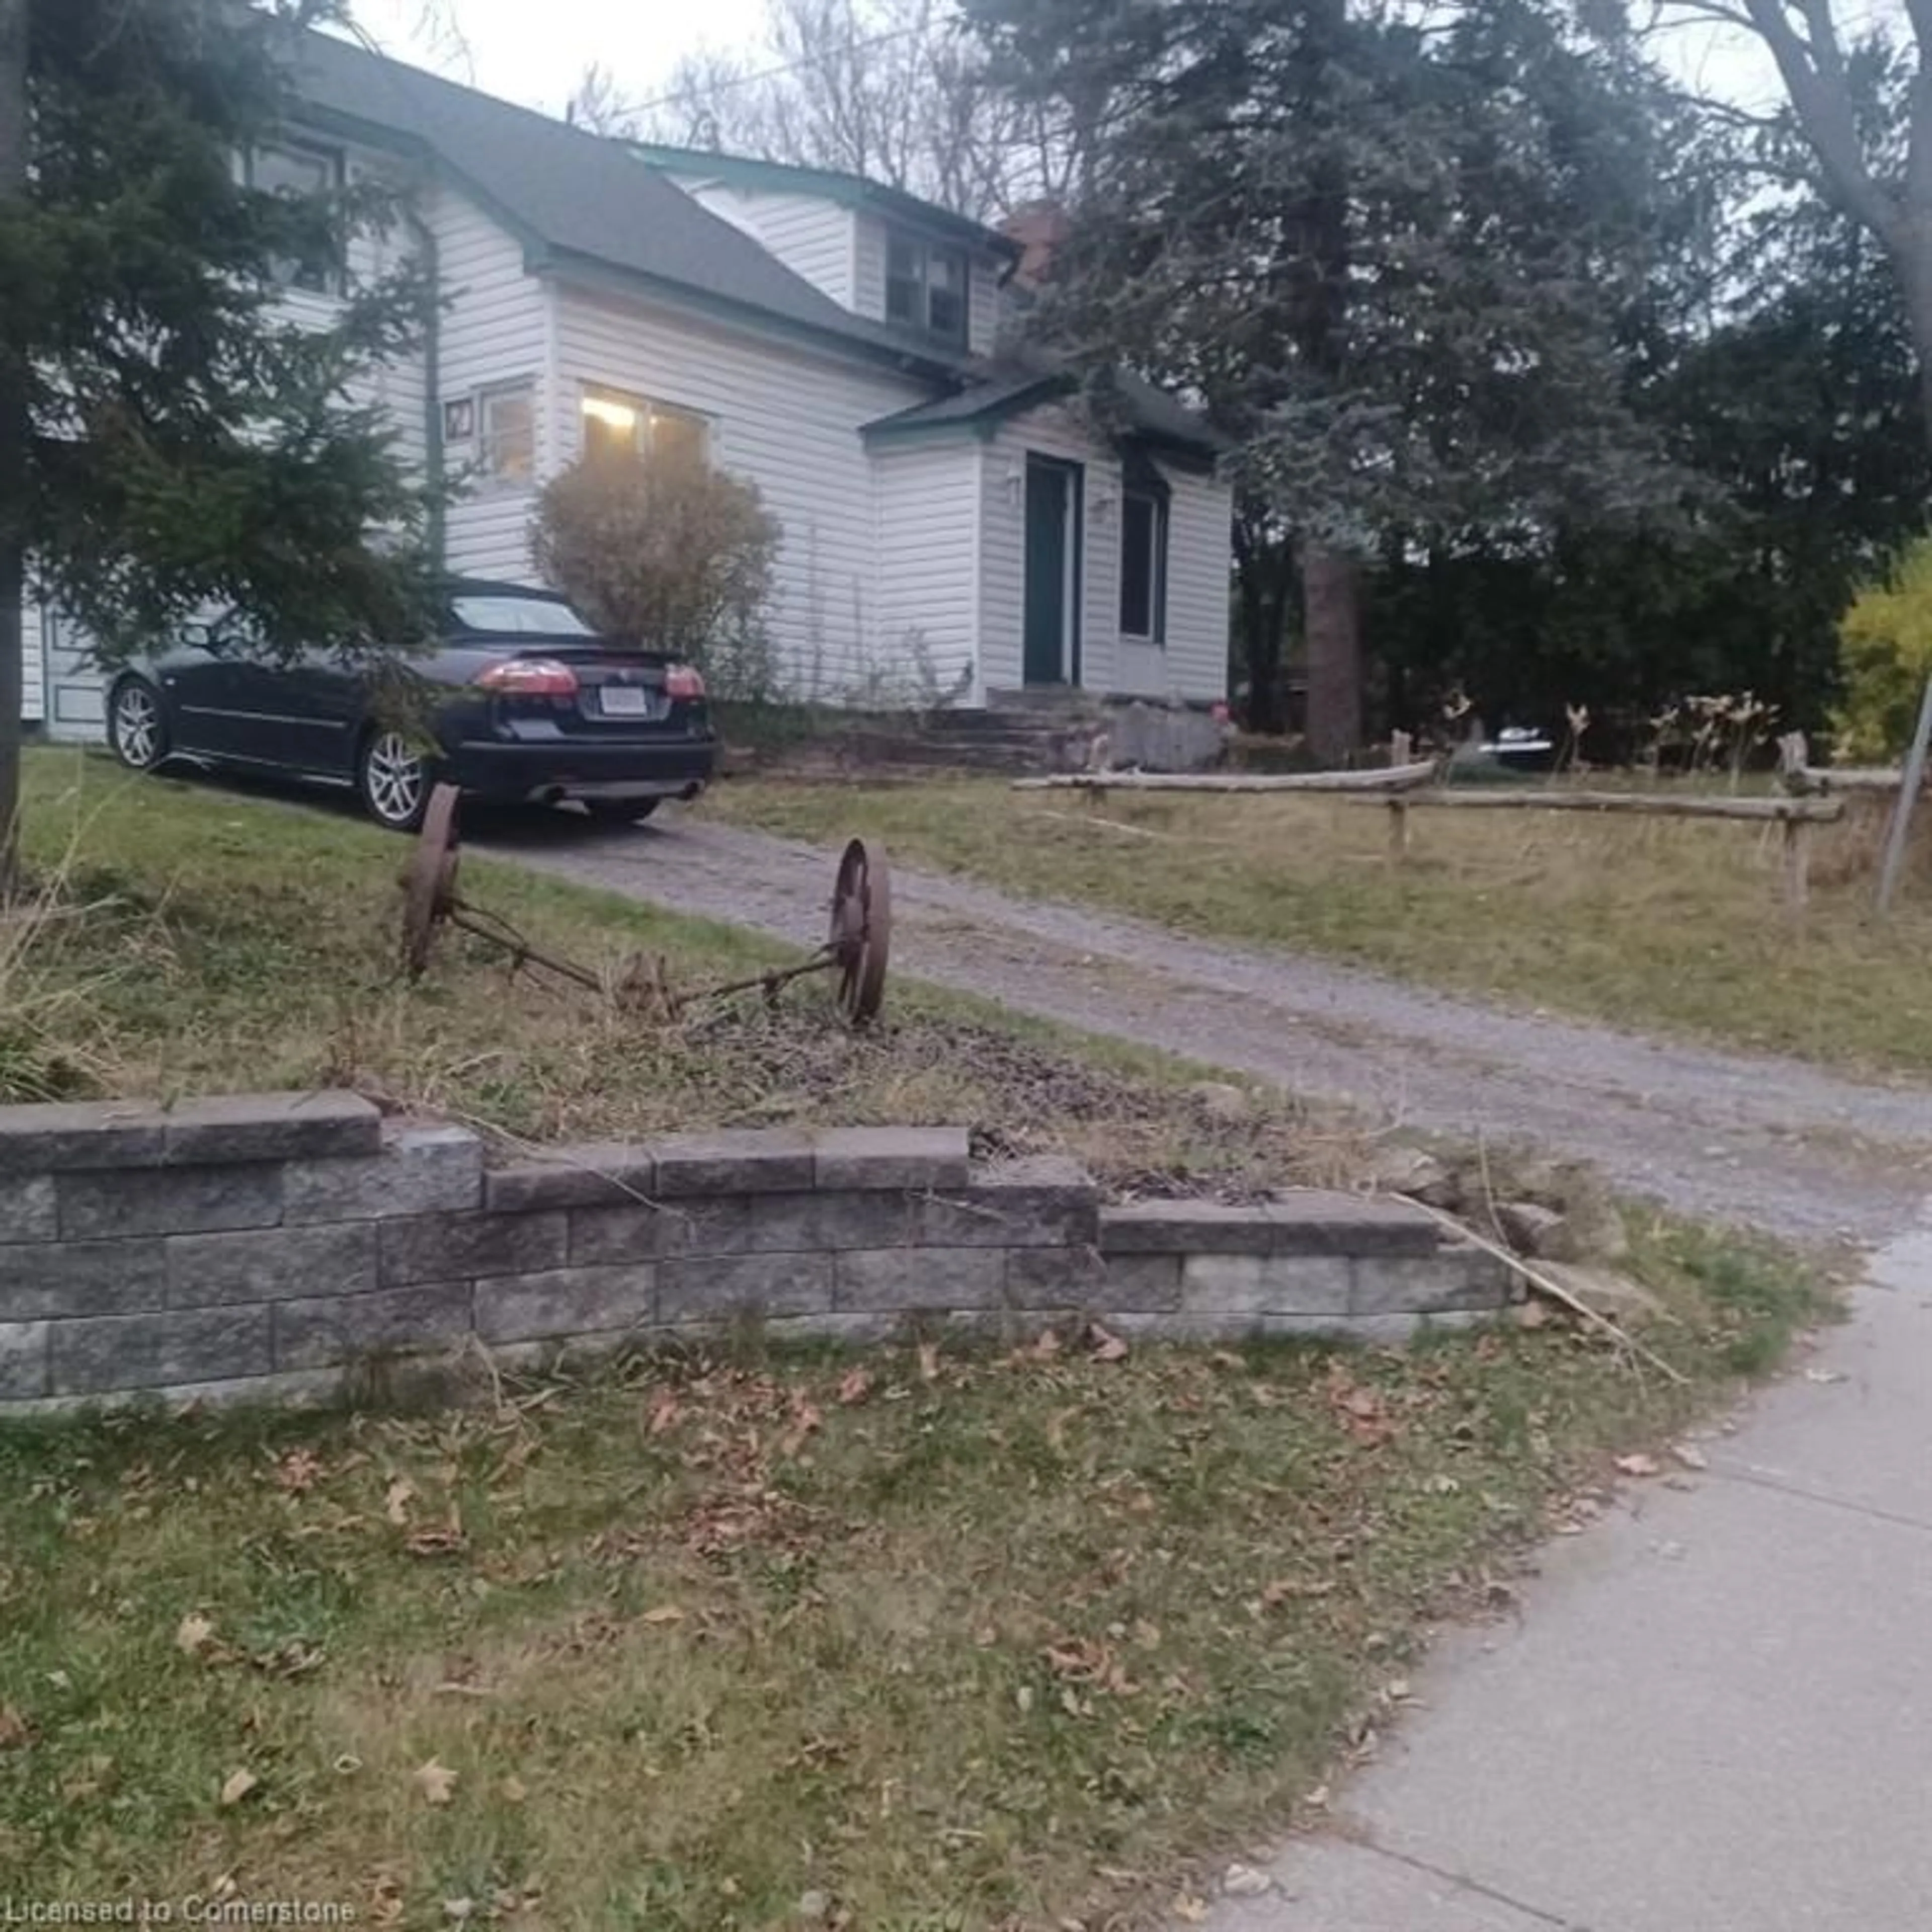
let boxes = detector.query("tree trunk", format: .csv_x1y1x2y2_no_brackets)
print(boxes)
1301,543,1362,764
0,0,25,894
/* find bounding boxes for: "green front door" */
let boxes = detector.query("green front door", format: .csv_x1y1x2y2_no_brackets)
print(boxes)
1023,455,1081,685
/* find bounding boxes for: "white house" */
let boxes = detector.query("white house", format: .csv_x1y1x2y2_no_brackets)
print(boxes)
29,32,1232,739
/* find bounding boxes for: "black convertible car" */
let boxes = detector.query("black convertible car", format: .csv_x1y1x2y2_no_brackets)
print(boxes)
105,581,719,831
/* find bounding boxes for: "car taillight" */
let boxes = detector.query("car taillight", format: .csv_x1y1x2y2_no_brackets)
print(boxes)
477,659,579,697
665,664,706,701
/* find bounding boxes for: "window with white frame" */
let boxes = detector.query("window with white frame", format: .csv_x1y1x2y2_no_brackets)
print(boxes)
244,140,345,295
477,383,537,485
580,385,710,467
1118,487,1168,642
884,231,969,347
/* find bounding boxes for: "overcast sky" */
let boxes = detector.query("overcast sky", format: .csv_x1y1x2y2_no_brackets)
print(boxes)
346,0,1786,133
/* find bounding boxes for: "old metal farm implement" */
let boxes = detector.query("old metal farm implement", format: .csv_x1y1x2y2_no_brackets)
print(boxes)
397,783,892,1025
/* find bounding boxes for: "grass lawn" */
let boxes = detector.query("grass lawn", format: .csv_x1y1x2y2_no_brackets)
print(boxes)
0,748,1839,1927
0,1225,1827,1930
703,775,1932,1077
4,748,1360,1192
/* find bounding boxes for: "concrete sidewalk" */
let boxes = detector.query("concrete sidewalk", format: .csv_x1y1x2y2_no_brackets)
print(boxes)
1209,1219,1932,1932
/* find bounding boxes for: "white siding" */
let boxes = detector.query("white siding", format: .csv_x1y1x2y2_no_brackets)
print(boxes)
550,278,932,697
853,214,887,322
871,443,982,704
431,183,549,581
668,179,859,310
978,403,1230,704
968,264,1001,360
1159,467,1235,704
20,601,42,726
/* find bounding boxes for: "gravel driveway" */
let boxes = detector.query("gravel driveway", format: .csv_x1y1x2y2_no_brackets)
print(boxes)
476,808,1932,1245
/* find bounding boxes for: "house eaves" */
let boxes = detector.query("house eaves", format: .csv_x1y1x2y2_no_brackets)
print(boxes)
292,29,974,385
623,142,1021,262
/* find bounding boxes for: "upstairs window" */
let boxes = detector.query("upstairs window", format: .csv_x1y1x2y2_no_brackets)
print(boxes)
581,385,711,467
1118,487,1168,643
885,231,969,347
244,140,345,295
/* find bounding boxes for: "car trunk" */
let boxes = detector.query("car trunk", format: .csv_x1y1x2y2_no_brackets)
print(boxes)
493,645,700,739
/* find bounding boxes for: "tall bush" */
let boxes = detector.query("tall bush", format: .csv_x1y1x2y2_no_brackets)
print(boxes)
530,446,783,697
1835,538,1932,760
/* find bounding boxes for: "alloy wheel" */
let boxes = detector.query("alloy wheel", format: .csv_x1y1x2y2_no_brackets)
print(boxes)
363,731,429,829
111,683,162,769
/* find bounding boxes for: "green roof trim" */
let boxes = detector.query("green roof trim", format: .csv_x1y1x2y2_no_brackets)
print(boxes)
623,143,1020,260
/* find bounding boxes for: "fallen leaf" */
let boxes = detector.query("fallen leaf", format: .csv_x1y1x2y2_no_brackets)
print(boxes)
384,1479,416,1525
1614,1454,1661,1478
0,1707,31,1749
646,1392,681,1437
1086,1322,1129,1362
443,1900,474,1922
176,1612,216,1655
276,1449,323,1493
1030,1329,1062,1359
500,1776,527,1804
1803,1367,1846,1385
917,1342,941,1383
1171,1897,1208,1924
1222,1864,1273,1897
1262,1578,1332,1607
218,1768,258,1807
1671,1443,1710,1471
413,1758,457,1805
837,1367,873,1406
1516,1298,1552,1330
640,1604,686,1626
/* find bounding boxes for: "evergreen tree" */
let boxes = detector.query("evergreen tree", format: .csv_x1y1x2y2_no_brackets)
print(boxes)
0,0,437,869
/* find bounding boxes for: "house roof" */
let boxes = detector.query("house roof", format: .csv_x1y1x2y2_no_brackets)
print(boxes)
622,143,1019,261
294,30,970,377
864,361,1230,461
292,31,1220,456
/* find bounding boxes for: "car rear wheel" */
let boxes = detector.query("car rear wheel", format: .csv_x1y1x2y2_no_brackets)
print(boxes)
583,798,661,826
108,678,168,773
357,728,433,832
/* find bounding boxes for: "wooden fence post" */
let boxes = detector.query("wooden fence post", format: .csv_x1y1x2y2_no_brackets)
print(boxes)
1876,676,1932,916
1388,732,1412,863
1782,814,1810,917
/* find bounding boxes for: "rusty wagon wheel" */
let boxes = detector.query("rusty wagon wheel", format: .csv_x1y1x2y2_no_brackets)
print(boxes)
399,782,463,978
829,836,892,1027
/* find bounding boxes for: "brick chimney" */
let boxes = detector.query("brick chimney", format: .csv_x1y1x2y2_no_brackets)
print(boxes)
1001,199,1072,292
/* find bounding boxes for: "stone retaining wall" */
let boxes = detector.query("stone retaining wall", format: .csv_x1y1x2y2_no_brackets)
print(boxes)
0,1094,1514,1410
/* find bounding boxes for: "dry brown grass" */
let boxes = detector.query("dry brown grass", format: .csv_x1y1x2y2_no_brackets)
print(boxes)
707,776,1932,1074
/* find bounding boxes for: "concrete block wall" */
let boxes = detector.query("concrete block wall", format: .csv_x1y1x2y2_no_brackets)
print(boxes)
0,1095,1514,1411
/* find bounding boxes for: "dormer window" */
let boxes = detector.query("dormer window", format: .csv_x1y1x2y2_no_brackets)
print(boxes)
885,231,968,348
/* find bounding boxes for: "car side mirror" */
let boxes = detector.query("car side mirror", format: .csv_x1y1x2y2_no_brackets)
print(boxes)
180,620,214,651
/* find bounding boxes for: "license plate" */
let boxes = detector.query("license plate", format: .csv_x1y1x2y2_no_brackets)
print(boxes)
596,685,656,718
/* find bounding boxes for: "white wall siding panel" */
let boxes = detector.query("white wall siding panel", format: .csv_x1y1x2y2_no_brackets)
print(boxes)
853,214,886,323
1161,468,1235,705
19,600,42,727
431,184,548,582
968,262,1000,359
669,178,858,308
871,444,981,704
553,281,930,696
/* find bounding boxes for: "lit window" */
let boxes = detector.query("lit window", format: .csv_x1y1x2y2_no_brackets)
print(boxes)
884,231,969,347
478,383,536,485
581,385,710,466
247,141,344,294
1119,489,1167,642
